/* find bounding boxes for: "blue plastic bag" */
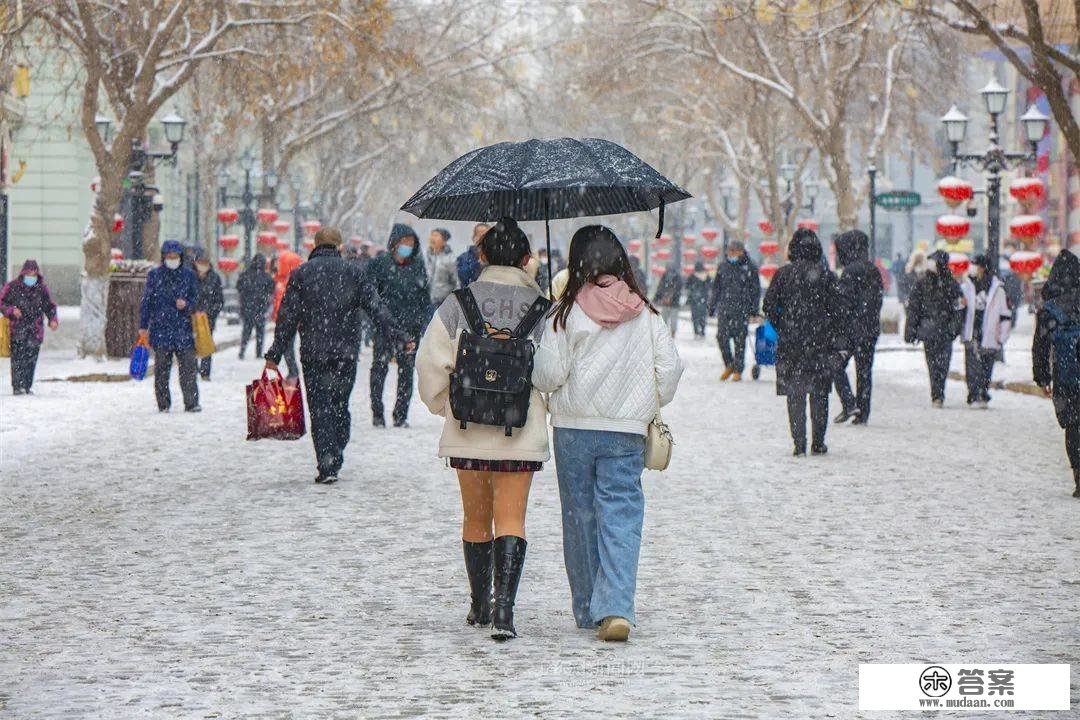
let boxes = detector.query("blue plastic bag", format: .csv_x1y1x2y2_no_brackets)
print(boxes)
754,321,777,367
130,342,150,381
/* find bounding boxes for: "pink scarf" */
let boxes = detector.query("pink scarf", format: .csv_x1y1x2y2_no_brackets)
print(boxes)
577,275,645,328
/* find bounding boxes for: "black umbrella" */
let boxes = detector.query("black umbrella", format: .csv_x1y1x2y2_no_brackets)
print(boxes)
400,137,691,289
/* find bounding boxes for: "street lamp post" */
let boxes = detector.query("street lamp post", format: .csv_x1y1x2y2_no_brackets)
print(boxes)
941,78,1049,272
218,151,276,259
720,178,736,252
868,159,878,259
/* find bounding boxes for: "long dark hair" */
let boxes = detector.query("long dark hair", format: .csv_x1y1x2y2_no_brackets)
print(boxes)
550,225,656,331
480,217,531,267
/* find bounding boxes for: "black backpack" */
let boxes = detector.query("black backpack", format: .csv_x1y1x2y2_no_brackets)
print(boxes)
449,288,551,436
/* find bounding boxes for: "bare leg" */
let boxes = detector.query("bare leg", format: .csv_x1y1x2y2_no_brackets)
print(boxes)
457,470,494,542
492,472,534,539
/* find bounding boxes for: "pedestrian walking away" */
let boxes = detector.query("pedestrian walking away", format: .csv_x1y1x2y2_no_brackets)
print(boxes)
685,261,711,338
961,254,1012,408
763,228,846,456
236,255,275,360
831,230,883,425
905,250,963,406
417,217,550,640
193,250,224,380
709,239,759,380
425,227,459,313
367,223,431,428
653,263,683,337
264,227,409,484
1032,246,1080,497
533,225,683,642
0,259,58,394
138,240,200,412
455,223,489,288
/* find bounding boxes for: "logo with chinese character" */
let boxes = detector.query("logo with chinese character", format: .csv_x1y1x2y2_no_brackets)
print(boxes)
919,666,952,698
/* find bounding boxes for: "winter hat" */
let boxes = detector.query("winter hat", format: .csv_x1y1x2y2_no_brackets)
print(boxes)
161,240,184,257
20,259,40,275
193,248,209,262
388,223,418,250
834,229,869,266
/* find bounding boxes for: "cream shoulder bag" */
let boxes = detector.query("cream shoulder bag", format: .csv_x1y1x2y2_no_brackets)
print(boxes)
644,313,674,471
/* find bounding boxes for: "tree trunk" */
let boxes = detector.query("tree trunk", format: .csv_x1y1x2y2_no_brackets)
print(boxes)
78,172,124,358
825,126,858,230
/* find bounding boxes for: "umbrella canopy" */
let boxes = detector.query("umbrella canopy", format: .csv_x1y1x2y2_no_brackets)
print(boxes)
401,138,690,229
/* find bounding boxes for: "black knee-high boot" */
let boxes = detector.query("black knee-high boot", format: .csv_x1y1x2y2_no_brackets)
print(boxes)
463,540,493,626
491,535,527,640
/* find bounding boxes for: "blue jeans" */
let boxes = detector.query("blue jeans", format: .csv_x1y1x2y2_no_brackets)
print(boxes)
554,428,646,628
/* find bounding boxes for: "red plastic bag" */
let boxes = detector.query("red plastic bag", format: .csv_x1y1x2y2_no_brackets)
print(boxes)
246,368,306,440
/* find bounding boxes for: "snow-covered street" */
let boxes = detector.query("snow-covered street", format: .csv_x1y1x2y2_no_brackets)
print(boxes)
1,320,1076,719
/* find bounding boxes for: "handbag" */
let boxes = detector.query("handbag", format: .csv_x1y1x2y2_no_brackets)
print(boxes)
0,316,9,358
246,367,306,440
644,314,674,471
129,335,151,380
192,311,216,358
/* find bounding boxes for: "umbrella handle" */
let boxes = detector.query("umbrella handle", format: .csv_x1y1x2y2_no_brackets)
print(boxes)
656,198,665,239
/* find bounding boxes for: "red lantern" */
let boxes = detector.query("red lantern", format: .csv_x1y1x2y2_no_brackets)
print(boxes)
302,238,315,251
110,247,124,261
256,207,279,226
935,214,970,240
682,249,697,261
700,246,720,260
111,213,124,234
628,240,643,253
217,207,239,226
303,219,322,237
272,219,291,235
276,239,290,251
1009,178,1045,206
217,258,239,273
937,176,974,208
700,227,719,242
655,233,673,246
758,240,780,256
256,231,278,247
650,265,666,276
759,263,778,281
758,220,775,235
682,264,695,276
796,219,819,232
1008,250,1043,276
947,252,970,277
1008,214,1045,242
682,235,696,246
654,248,672,261
218,234,239,250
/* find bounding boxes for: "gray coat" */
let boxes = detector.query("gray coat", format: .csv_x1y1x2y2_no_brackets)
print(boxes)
425,246,459,305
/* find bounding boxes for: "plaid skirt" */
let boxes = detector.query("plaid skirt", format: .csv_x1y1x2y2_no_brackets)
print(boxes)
449,458,543,472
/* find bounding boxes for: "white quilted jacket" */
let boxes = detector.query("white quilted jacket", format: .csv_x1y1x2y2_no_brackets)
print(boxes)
532,305,684,435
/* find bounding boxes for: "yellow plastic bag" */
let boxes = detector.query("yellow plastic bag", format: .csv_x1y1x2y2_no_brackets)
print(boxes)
0,316,9,358
192,311,216,358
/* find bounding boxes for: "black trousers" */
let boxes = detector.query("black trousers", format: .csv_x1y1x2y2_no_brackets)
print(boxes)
239,313,266,359
10,339,40,392
154,348,199,410
302,357,358,477
787,393,828,450
964,344,996,403
834,338,877,421
1065,425,1080,470
370,334,415,423
923,340,953,403
690,302,708,336
718,323,748,372
198,318,216,379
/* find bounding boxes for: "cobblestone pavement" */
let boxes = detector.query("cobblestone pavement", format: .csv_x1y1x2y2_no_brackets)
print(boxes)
1,329,1076,719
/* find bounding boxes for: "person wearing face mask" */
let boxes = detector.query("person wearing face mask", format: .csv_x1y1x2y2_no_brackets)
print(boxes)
904,249,964,407
192,250,224,380
367,223,431,428
138,240,201,412
961,254,1012,408
709,239,759,380
0,259,58,395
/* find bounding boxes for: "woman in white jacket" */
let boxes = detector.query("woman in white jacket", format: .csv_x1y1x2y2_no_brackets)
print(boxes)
533,225,683,642
416,218,549,641
960,254,1012,408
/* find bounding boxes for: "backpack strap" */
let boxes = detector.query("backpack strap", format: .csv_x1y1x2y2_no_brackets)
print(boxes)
512,296,552,338
453,288,485,335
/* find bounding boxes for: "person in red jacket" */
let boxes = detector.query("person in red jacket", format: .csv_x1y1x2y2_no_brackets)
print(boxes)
0,259,59,394
271,251,303,378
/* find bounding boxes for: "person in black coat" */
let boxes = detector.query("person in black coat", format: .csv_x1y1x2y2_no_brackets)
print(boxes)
365,223,431,428
1032,248,1080,497
905,249,963,406
831,230,884,424
265,227,408,483
763,228,846,456
653,264,683,337
709,239,759,380
193,251,224,380
236,255,275,359
685,261,711,338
